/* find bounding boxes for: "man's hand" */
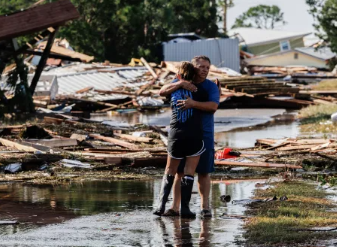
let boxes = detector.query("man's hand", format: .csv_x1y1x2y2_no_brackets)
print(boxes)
180,80,197,92
177,95,195,110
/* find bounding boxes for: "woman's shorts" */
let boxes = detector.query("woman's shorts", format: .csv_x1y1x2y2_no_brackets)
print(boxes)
167,139,206,159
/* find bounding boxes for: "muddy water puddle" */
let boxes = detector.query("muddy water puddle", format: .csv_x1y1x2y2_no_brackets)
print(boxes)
0,179,264,246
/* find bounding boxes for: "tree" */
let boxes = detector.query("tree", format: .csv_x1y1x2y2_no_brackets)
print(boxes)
0,0,220,63
232,5,286,29
169,0,219,37
307,0,337,53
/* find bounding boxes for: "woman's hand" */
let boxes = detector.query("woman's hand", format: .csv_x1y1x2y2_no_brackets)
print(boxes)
179,80,197,92
177,95,195,110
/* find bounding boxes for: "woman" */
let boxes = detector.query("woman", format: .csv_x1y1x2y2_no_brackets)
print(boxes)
153,62,208,218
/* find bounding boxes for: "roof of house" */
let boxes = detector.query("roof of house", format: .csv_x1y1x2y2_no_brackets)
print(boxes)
168,33,203,41
0,0,79,40
295,47,336,61
246,47,336,63
228,28,311,47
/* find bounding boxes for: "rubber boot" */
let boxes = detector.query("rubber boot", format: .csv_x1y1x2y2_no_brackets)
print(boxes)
180,176,196,218
153,174,175,216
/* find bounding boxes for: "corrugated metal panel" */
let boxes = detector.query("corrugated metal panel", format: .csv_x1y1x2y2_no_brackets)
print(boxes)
57,69,148,94
163,38,240,72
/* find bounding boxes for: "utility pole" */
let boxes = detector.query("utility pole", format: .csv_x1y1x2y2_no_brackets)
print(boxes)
223,0,234,33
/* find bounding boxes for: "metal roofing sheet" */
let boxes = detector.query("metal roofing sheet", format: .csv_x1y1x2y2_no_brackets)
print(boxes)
57,69,149,96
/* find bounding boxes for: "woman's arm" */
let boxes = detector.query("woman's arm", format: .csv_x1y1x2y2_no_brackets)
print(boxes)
159,80,198,97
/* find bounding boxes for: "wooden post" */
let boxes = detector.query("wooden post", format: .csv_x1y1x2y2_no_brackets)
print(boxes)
29,27,59,95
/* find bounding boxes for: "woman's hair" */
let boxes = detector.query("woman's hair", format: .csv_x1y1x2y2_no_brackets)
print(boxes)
178,61,195,81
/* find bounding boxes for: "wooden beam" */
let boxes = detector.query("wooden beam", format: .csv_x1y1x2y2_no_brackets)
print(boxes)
141,57,158,79
30,27,59,95
0,138,38,152
89,134,139,150
113,133,152,143
214,160,301,169
24,138,78,147
75,87,93,94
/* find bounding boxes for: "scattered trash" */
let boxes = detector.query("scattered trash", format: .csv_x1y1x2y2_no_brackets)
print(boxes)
4,163,22,173
220,195,231,203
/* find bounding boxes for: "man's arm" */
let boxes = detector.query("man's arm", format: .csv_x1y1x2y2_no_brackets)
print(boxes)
159,80,197,97
192,101,218,113
177,97,218,113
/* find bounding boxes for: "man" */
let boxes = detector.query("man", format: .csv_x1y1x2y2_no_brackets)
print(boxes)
159,55,219,217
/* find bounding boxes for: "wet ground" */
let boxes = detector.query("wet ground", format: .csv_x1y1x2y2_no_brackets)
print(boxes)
92,108,299,148
0,178,264,246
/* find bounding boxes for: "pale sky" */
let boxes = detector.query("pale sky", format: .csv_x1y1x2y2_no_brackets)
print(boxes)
223,0,315,33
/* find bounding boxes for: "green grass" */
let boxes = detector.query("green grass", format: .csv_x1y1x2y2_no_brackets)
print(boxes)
298,104,337,133
244,181,337,246
298,104,337,120
313,79,337,90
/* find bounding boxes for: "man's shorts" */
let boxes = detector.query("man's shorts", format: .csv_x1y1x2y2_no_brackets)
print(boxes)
178,147,215,174
167,139,205,159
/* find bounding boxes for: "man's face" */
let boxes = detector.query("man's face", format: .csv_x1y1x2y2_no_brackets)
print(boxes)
194,59,210,81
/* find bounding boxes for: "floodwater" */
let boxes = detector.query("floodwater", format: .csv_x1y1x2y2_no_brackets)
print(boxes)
91,108,300,148
0,179,264,246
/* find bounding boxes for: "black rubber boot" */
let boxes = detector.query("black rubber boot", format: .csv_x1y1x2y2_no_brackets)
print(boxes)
180,176,196,218
153,174,175,216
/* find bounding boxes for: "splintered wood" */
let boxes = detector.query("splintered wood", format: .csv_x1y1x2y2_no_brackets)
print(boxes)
256,138,337,153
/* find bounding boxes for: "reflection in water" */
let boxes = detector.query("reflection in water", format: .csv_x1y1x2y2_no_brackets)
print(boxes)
0,179,263,246
92,108,298,148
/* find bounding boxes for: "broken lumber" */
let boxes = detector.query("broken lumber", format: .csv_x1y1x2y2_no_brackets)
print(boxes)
141,57,158,79
136,80,155,96
70,134,88,142
0,138,39,152
76,86,93,94
89,134,139,150
24,138,78,147
113,133,152,143
214,160,301,169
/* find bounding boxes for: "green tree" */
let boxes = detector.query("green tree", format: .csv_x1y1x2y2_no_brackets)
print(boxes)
169,0,219,37
232,5,286,29
0,0,220,63
307,0,337,53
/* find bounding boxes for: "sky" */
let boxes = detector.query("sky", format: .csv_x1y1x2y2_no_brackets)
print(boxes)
223,0,315,33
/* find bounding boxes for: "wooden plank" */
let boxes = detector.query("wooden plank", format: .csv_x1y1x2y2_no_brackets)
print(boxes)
97,100,133,113
277,144,318,151
0,0,80,40
299,91,337,95
70,134,88,142
24,138,78,147
136,80,155,96
30,27,59,95
65,96,118,108
89,134,139,150
214,160,301,169
0,138,38,152
76,87,93,94
141,57,158,79
43,116,78,125
113,133,152,143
